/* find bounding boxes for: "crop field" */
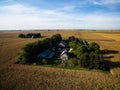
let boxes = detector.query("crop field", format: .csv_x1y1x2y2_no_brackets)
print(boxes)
0,30,120,90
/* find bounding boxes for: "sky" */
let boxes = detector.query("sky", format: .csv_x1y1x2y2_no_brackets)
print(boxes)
0,0,120,30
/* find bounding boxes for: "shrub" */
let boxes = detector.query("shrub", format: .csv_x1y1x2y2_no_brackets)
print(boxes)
66,59,75,67
78,53,90,68
42,59,47,65
18,50,30,64
60,60,67,67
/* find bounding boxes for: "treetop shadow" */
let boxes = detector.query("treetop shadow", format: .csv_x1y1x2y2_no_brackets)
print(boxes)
105,60,120,70
104,56,114,59
101,49,119,55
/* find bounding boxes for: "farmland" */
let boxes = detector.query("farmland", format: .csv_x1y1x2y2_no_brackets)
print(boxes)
0,30,120,90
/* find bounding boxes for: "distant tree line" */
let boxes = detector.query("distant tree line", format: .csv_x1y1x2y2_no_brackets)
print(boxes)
18,34,62,64
18,33,41,38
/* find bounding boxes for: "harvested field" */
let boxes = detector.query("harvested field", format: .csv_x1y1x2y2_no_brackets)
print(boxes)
0,30,120,90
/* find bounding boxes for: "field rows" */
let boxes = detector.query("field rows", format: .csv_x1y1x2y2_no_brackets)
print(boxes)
0,31,120,90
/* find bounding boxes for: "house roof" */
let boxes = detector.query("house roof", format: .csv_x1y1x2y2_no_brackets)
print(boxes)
38,49,55,59
38,50,51,58
60,49,68,56
47,52,55,59
60,51,69,60
58,41,66,47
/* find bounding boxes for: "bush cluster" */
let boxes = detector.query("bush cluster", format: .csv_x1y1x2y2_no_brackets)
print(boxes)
67,36,107,70
18,33,41,38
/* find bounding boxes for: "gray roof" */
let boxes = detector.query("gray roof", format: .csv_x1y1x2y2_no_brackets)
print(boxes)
38,49,55,59
38,50,51,58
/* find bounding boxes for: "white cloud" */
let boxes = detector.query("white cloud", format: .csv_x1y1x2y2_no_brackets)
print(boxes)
90,0,120,5
0,4,38,14
0,3,120,30
59,5,76,12
102,0,120,4
0,0,14,3
81,15,120,23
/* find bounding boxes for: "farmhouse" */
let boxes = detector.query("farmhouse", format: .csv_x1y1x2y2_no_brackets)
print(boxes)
38,40,69,60
37,40,89,61
57,41,67,53
60,49,69,60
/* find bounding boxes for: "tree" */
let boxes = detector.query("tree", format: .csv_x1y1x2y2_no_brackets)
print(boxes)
42,59,47,64
66,58,78,67
51,34,62,46
68,36,79,42
89,52,106,70
78,53,90,68
18,34,25,38
89,42,100,52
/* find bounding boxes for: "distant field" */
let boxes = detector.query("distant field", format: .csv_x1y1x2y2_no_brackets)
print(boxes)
0,30,120,90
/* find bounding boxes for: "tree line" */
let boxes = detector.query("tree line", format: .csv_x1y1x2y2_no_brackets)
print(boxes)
18,33,41,38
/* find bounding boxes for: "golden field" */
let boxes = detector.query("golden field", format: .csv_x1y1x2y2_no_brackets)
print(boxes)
0,30,120,90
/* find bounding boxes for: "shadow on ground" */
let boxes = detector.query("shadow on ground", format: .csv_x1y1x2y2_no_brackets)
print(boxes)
105,60,120,69
101,49,120,70
104,56,114,59
101,49,119,55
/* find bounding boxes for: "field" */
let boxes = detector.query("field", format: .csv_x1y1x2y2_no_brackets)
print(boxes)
0,30,120,90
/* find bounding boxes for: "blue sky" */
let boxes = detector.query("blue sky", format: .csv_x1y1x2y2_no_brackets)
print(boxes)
0,0,120,30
